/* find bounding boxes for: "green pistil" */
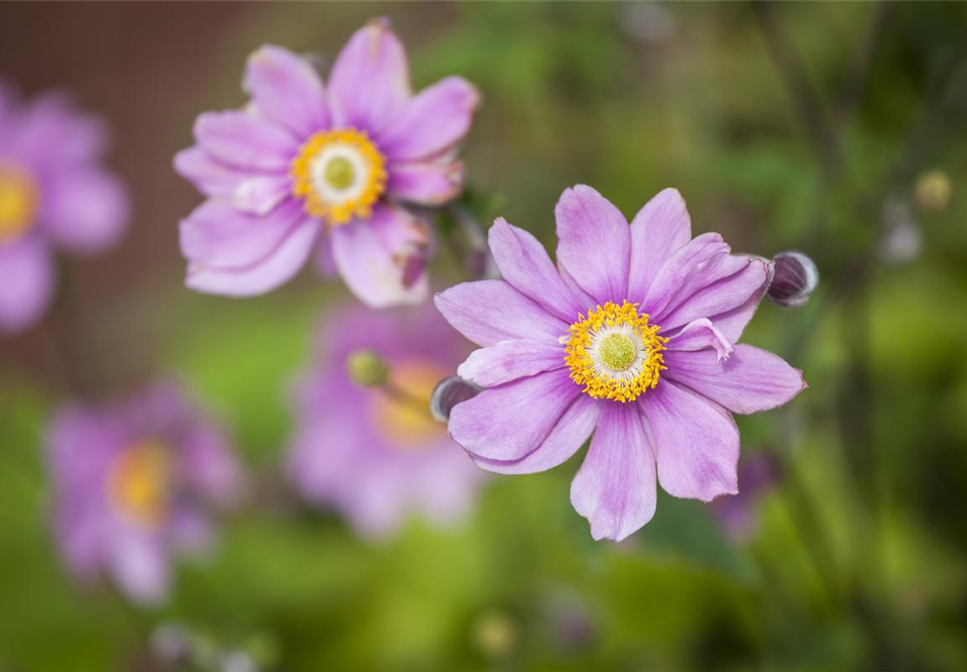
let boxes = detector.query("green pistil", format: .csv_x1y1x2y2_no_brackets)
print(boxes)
324,156,356,190
598,333,636,371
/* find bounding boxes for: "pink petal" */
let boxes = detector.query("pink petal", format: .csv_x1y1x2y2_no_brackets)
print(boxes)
457,338,564,387
434,279,569,347
667,318,734,361
651,252,749,322
328,18,411,133
489,218,584,322
0,236,54,333
570,402,657,541
554,185,630,305
243,45,328,138
387,160,463,206
473,394,600,475
186,218,320,296
180,197,304,270
660,257,772,334
664,344,806,415
42,168,129,254
9,92,108,168
193,110,297,171
700,264,775,342
640,380,739,502
173,146,254,197
448,369,580,461
628,188,693,302
232,175,292,216
330,204,429,308
378,76,480,161
640,232,729,316
108,533,169,604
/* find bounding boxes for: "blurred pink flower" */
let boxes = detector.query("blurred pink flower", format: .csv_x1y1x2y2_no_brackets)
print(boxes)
0,79,129,333
176,19,479,307
47,381,243,603
710,451,782,543
286,304,485,539
436,186,807,541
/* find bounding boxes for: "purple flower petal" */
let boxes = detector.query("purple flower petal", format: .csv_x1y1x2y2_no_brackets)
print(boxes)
449,369,579,461
193,110,297,172
640,232,728,316
664,344,807,414
232,174,292,216
328,18,411,133
387,160,463,206
660,257,772,334
667,318,734,361
700,264,775,342
9,92,108,168
628,188,692,302
641,380,739,502
378,76,480,161
180,197,304,270
330,204,429,308
435,279,569,346
173,147,254,197
186,217,320,296
0,236,54,333
243,45,329,138
42,168,129,254
554,185,630,304
457,338,564,387
570,402,657,541
473,394,600,475
107,533,169,604
489,218,584,321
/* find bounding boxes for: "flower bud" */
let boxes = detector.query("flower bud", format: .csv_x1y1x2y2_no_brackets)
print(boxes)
429,375,481,422
915,169,951,214
767,251,818,309
346,349,389,388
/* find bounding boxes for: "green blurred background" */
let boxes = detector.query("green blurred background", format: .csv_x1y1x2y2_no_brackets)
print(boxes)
2,2,967,670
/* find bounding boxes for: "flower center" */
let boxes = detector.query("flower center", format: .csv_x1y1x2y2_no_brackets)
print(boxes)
0,163,38,243
108,439,172,528
564,301,667,403
370,361,448,450
290,128,387,226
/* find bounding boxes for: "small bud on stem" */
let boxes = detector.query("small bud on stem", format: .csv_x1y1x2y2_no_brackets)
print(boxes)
430,376,481,422
767,251,819,309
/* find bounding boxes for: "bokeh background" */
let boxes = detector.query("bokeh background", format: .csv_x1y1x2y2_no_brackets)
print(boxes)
2,2,967,671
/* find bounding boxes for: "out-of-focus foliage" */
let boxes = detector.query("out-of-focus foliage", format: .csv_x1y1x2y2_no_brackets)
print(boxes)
2,2,967,671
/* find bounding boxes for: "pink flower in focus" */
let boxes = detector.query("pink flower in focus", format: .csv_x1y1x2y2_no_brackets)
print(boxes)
286,304,485,539
47,381,243,603
0,79,129,333
175,19,479,307
436,186,807,541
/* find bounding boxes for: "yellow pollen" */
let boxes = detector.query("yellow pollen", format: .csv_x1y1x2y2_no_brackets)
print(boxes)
370,361,447,450
564,301,668,403
290,128,387,227
0,164,39,243
108,439,172,528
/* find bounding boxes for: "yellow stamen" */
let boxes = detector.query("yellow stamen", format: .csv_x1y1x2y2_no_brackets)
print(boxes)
290,128,387,226
564,301,668,403
0,164,38,243
370,361,447,450
109,439,172,528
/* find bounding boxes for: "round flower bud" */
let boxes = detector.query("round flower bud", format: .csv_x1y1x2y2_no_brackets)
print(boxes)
915,169,951,214
767,251,818,309
429,375,481,422
346,349,389,388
